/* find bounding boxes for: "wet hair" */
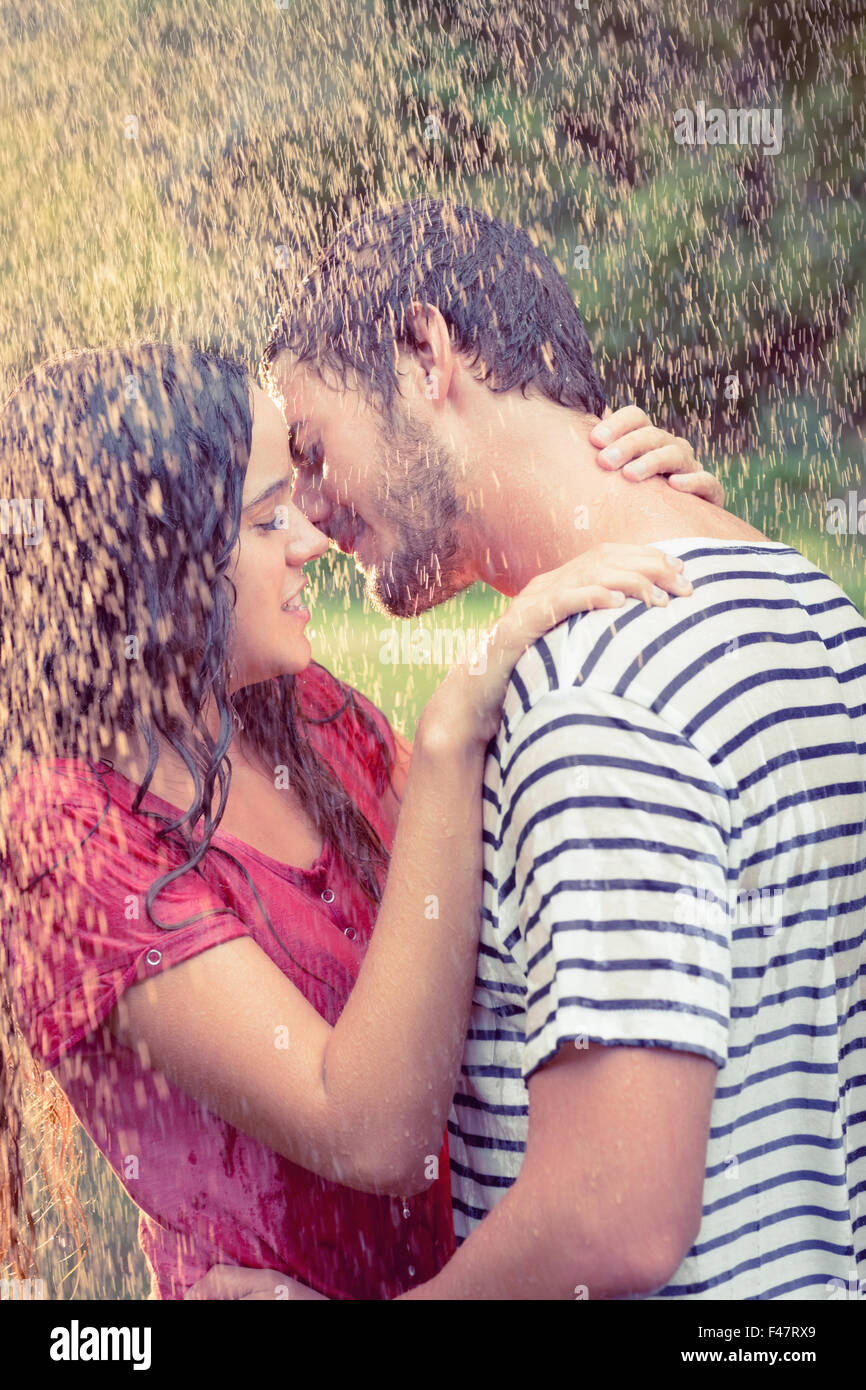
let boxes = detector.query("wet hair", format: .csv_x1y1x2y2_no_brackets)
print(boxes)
0,343,394,1282
262,195,608,421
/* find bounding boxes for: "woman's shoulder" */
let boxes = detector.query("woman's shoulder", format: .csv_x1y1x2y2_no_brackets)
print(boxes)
2,755,171,892
4,756,109,833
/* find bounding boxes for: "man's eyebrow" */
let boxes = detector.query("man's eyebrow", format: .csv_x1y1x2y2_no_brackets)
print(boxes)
242,475,293,512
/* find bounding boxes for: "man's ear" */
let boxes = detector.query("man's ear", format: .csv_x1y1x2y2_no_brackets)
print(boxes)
404,302,455,410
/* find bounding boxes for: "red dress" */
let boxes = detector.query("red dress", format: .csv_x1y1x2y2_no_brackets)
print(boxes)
2,663,456,1298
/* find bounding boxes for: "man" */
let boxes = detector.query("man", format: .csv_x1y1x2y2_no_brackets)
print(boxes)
214,197,866,1298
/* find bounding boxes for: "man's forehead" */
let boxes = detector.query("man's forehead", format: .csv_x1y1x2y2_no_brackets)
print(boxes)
264,360,312,444
268,352,308,407
269,349,371,423
269,355,327,426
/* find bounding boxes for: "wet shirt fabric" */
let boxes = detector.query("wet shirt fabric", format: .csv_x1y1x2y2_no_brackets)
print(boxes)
449,540,866,1299
3,662,455,1299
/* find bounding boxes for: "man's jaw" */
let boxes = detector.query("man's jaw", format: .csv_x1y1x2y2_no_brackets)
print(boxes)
322,504,466,618
364,541,469,619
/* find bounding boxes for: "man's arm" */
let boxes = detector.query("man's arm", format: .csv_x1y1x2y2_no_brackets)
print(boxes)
405,677,732,1299
185,1038,716,1302
402,1041,716,1300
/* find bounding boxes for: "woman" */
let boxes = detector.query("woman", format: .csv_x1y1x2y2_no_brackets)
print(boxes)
0,344,709,1299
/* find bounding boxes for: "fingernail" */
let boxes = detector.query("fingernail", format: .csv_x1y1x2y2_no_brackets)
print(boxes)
665,555,685,570
593,425,612,443
651,585,668,604
609,590,625,605
675,576,694,594
624,461,646,479
600,447,621,466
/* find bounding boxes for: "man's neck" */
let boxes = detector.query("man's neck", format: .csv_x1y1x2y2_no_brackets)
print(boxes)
460,398,767,596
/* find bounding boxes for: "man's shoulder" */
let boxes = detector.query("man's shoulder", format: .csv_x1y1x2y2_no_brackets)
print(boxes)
498,537,858,749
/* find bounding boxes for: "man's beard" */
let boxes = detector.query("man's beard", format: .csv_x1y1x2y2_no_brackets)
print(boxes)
362,414,465,619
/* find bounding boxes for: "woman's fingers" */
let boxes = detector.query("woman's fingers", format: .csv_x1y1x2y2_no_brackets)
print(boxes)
591,568,679,607
184,1266,250,1299
598,429,688,475
183,1264,326,1300
603,433,697,480
497,557,692,650
591,413,692,476
521,570,687,626
589,405,651,448
589,407,724,507
669,470,726,506
557,545,693,593
621,441,696,480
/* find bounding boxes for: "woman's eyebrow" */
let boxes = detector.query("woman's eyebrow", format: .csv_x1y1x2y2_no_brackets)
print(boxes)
242,475,293,512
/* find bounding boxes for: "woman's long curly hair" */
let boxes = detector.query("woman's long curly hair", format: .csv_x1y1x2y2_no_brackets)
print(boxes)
0,343,394,1284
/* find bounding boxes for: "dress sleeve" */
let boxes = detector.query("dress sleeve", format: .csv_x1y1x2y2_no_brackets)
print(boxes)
3,770,249,1068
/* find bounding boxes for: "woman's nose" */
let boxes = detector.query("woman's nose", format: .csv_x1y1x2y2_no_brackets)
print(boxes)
306,517,332,560
287,513,331,564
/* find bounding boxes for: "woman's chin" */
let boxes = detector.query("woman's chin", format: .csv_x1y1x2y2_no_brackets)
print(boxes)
278,640,314,677
237,643,314,686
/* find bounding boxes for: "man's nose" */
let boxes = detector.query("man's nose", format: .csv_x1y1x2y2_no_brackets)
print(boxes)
291,467,332,526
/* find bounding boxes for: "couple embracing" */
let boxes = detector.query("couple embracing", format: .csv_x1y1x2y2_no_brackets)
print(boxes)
1,198,863,1301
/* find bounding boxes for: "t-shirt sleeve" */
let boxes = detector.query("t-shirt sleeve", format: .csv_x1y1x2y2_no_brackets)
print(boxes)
4,776,249,1068
495,685,734,1082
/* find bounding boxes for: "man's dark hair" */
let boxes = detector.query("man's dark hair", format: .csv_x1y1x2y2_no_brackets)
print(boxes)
262,197,607,420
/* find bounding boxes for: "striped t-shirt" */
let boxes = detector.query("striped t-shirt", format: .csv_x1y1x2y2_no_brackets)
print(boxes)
448,538,866,1299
